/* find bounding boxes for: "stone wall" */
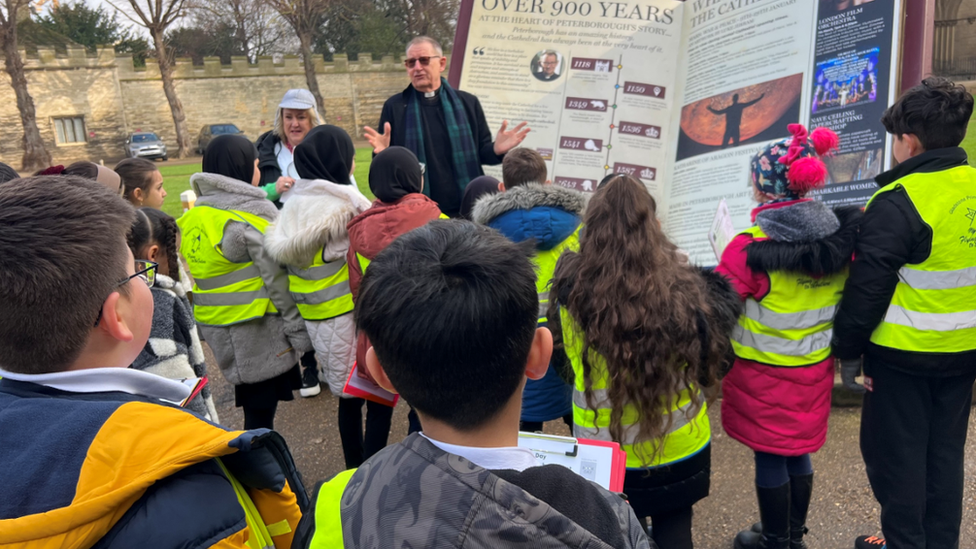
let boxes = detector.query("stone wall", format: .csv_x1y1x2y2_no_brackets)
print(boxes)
0,47,425,167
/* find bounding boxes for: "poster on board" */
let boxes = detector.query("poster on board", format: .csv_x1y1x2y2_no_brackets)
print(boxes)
450,0,903,265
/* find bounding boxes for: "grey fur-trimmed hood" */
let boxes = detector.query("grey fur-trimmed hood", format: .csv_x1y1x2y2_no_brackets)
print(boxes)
472,183,587,225
746,204,863,276
191,172,279,220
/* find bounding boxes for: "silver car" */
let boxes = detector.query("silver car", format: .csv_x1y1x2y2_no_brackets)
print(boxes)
125,132,168,160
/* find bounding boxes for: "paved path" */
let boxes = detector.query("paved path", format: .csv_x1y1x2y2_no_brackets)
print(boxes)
204,346,976,548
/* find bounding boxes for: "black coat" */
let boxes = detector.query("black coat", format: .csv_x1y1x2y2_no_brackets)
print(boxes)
831,147,975,376
255,130,283,185
377,85,503,216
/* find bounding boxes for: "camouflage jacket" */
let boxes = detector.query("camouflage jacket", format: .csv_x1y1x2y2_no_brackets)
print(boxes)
298,433,651,548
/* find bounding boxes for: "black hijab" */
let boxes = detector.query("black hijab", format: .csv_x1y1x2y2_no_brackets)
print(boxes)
203,134,258,184
294,125,355,185
369,146,423,203
460,175,500,220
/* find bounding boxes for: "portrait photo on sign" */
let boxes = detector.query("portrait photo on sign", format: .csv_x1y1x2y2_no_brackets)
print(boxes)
676,73,803,161
531,50,564,82
812,48,879,114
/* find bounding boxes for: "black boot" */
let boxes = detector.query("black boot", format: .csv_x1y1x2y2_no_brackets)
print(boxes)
733,482,791,549
789,474,813,549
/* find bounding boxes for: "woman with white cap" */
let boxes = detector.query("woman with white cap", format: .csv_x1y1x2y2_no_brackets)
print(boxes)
254,89,321,203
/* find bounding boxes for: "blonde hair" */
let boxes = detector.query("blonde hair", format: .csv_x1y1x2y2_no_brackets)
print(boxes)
273,107,320,142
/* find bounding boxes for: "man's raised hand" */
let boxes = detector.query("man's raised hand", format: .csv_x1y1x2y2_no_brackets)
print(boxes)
493,121,530,155
364,122,392,154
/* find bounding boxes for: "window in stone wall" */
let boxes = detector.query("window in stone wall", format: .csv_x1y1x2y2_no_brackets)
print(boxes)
53,117,87,145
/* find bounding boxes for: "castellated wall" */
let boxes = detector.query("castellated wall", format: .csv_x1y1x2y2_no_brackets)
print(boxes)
0,47,424,167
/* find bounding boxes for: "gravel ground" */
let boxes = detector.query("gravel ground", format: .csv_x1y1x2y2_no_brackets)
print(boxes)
205,345,976,548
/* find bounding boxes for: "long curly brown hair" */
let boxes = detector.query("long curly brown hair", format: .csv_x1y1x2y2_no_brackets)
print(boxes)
548,175,726,463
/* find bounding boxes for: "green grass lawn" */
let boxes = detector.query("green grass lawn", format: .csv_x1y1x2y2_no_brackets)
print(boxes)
962,118,976,167
159,146,375,220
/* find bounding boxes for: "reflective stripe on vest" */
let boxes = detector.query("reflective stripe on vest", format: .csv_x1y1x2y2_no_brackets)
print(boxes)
309,468,356,548
561,308,710,468
867,166,976,352
177,206,278,326
215,458,291,549
534,225,582,323
730,225,846,367
287,251,353,321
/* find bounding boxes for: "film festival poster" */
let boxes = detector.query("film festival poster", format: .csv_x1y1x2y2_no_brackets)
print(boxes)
450,0,911,265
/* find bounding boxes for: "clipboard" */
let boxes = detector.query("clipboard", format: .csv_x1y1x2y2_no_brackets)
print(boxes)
343,362,399,407
161,376,209,408
708,198,736,262
518,432,626,492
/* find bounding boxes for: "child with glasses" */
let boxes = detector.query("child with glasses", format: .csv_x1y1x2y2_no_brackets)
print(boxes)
0,176,305,548
127,207,218,421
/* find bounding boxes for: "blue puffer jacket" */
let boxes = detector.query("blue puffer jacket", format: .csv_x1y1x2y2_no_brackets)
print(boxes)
473,183,586,423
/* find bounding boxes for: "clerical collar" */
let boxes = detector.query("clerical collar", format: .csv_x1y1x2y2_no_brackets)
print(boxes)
424,90,436,98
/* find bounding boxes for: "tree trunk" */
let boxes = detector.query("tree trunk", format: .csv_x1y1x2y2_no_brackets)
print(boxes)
152,29,191,159
2,26,51,171
298,33,326,119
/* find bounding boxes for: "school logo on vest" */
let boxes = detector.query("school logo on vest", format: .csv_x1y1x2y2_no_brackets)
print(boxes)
951,196,976,248
184,227,206,264
796,276,830,290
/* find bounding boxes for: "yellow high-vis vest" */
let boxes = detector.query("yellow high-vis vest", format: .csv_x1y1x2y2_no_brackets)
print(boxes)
534,226,582,324
561,309,711,468
177,206,278,326
867,166,976,352
730,226,847,366
287,251,353,321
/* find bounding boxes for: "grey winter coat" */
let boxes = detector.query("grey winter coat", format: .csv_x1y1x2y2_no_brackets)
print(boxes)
129,272,219,422
264,178,372,396
296,433,652,548
189,172,312,386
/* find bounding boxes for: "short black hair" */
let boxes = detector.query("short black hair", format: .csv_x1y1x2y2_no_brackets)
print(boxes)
0,176,134,374
881,77,973,150
355,220,539,431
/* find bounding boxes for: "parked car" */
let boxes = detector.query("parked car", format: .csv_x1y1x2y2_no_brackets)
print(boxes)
125,132,168,160
197,124,245,154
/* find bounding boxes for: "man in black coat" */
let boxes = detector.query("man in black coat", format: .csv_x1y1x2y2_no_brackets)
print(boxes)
364,36,530,217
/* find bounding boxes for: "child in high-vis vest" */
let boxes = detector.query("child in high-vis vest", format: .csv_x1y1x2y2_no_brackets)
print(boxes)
832,77,976,549
128,207,218,421
295,220,651,548
346,146,444,440
179,134,312,430
264,125,376,469
473,147,583,434
715,123,859,549
548,175,742,549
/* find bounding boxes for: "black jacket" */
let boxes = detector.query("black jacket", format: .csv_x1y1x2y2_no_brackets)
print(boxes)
377,85,503,216
831,147,974,376
255,130,283,185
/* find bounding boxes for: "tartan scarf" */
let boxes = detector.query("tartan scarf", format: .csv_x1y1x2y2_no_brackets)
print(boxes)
404,78,482,195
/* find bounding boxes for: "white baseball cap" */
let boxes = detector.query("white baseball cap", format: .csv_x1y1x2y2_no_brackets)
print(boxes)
279,89,316,110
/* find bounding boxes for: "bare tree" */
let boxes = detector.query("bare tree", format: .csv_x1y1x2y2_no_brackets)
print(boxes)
188,0,291,62
0,0,51,171
106,0,192,158
263,0,333,116
394,0,457,48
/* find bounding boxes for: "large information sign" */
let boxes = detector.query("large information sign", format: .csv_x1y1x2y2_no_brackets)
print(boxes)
451,0,903,265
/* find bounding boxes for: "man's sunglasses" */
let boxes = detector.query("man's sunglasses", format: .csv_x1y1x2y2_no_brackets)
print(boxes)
93,260,158,327
404,56,441,68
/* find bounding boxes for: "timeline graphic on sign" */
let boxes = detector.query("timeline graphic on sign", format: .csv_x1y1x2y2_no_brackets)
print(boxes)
452,0,903,265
